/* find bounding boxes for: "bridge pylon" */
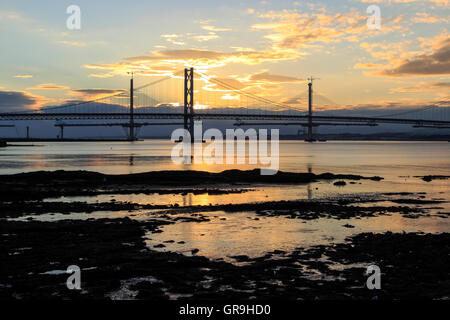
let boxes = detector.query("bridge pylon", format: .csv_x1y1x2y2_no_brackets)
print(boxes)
128,72,136,141
305,77,318,143
184,68,195,142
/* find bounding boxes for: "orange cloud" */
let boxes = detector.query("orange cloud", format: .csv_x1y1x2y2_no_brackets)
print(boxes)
201,25,232,32
412,12,448,24
360,0,448,6
248,71,305,83
252,9,406,50
390,81,450,92
14,74,33,78
27,83,70,90
354,63,389,69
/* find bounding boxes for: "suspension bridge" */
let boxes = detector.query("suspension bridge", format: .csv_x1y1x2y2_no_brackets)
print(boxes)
0,68,449,141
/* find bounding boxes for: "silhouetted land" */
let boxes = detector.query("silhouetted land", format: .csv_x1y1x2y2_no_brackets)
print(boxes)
0,169,382,201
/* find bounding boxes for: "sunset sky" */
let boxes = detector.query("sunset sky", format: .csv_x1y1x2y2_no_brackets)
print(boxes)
0,0,448,112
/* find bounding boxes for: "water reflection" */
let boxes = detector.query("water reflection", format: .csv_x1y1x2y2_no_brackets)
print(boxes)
1,141,449,179
183,193,193,207
148,210,450,263
307,164,313,200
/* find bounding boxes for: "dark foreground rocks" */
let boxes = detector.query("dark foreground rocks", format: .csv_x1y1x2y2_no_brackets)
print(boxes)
1,197,436,220
418,175,450,182
1,217,449,300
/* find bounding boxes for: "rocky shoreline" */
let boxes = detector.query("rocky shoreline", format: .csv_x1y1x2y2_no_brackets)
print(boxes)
0,169,382,201
1,169,449,300
2,217,449,300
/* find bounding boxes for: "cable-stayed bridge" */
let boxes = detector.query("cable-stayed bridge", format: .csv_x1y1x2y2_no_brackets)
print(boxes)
0,68,449,141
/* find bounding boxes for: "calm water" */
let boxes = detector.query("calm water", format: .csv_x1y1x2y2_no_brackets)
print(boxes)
4,140,450,262
1,140,449,177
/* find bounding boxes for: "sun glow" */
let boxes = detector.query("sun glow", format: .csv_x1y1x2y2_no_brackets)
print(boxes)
194,103,210,110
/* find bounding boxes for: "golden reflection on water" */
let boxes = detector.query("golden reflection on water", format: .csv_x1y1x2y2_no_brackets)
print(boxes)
148,209,450,262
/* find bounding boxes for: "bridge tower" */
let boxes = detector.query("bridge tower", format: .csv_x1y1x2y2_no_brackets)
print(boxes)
128,73,135,141
184,68,195,141
305,77,317,142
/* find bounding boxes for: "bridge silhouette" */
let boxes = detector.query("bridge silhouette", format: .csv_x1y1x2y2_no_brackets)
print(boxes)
1,68,449,141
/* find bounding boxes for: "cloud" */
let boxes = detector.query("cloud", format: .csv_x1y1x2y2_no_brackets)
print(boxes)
88,73,116,78
85,48,301,78
162,31,223,44
149,48,300,66
14,75,33,78
69,89,128,100
354,63,388,70
0,90,51,112
197,71,304,102
418,31,449,51
373,36,450,77
360,0,448,6
192,33,220,42
251,9,406,50
357,31,450,78
359,40,413,63
201,25,232,32
27,83,70,90
56,40,87,47
390,81,450,92
412,12,448,24
248,71,305,83
0,11,26,22
194,19,213,25
161,34,186,46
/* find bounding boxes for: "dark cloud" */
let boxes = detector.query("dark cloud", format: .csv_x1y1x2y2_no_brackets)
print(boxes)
379,38,450,77
0,90,41,112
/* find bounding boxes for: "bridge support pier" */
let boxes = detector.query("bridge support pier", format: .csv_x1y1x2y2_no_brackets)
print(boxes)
184,68,195,142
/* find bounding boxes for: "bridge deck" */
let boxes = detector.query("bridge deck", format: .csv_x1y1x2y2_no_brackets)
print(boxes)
1,112,449,126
